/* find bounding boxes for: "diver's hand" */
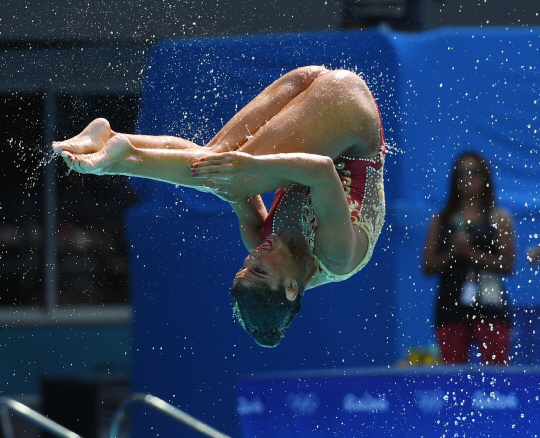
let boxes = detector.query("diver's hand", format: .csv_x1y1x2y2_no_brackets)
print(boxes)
191,151,259,182
59,134,133,175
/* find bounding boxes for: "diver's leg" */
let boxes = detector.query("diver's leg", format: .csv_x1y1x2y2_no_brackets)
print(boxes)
53,66,332,157
206,66,328,153
53,118,206,156
230,69,381,159
52,118,114,155
188,69,383,198
59,132,221,192
122,133,203,150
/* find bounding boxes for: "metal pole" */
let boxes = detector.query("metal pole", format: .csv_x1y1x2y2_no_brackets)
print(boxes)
43,88,58,311
109,393,232,438
0,398,82,438
0,405,16,438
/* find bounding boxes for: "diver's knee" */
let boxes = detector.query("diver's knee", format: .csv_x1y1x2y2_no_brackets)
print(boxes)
283,65,328,88
317,68,361,89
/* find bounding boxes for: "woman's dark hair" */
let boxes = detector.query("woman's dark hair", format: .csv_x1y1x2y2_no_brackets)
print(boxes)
231,280,304,348
439,151,495,227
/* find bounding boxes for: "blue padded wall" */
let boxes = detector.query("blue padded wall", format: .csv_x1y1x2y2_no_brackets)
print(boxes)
388,28,540,356
127,28,540,437
128,30,400,438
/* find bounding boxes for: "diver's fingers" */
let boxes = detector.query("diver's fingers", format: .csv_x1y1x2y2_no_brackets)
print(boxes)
192,156,231,169
191,163,235,176
60,151,94,174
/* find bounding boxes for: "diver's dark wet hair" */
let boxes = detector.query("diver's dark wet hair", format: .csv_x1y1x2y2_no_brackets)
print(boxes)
231,280,304,348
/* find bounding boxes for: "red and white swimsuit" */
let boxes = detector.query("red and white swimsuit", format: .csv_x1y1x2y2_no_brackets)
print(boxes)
262,68,386,283
262,136,386,284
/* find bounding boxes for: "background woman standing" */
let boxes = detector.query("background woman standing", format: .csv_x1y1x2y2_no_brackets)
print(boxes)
423,151,515,364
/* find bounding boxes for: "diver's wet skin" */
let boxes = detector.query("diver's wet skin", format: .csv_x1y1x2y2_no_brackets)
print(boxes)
53,118,112,156
52,65,386,347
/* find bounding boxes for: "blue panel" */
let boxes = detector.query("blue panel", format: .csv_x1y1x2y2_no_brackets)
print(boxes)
128,30,401,438
126,204,397,437
389,27,540,208
384,27,540,357
127,27,540,438
237,367,540,437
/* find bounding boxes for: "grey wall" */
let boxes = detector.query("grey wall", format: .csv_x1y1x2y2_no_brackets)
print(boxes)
1,0,540,44
1,0,343,42
424,0,540,28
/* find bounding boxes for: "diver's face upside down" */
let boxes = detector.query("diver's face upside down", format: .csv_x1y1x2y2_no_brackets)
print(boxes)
233,234,305,300
231,233,312,347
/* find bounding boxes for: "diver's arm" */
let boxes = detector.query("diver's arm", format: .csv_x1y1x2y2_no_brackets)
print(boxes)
192,152,329,186
229,196,267,251
260,153,368,274
192,151,363,274
292,155,367,274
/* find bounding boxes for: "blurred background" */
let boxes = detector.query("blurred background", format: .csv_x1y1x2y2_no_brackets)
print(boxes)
1,1,539,438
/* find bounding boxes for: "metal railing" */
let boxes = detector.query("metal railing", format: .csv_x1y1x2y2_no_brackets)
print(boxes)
108,393,231,438
0,393,231,438
0,397,82,438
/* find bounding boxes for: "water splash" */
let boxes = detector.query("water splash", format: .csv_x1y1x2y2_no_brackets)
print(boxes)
8,137,56,190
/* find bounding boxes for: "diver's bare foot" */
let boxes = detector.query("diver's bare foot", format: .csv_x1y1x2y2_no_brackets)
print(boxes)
52,118,112,155
60,134,132,175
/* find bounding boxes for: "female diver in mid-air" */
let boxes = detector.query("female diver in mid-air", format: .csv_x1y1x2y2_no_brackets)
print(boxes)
53,65,386,347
